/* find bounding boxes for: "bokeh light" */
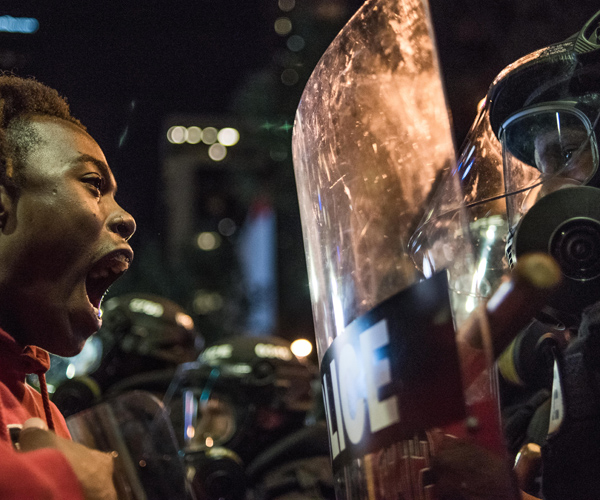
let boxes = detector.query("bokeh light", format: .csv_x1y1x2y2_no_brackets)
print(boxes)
208,143,227,161
274,17,292,36
278,0,295,12
175,312,195,330
201,127,218,144
167,125,187,144
287,35,305,52
186,126,203,144
270,146,288,162
197,231,222,250
0,16,39,34
218,218,237,236
281,68,299,86
217,127,240,146
291,338,313,358
193,290,224,315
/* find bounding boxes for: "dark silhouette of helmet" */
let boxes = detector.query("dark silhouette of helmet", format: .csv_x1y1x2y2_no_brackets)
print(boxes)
99,293,204,367
473,10,600,325
487,10,600,142
165,335,317,465
52,293,204,416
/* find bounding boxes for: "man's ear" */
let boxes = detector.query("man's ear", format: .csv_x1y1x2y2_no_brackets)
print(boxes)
0,185,15,231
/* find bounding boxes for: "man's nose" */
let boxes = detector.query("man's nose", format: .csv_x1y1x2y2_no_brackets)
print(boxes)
109,209,136,241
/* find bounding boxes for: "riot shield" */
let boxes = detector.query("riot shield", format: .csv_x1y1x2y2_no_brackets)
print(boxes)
292,0,521,498
67,390,193,500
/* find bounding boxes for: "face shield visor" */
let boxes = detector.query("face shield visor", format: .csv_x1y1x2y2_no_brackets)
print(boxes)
409,99,507,318
500,101,600,228
417,93,600,326
162,361,245,454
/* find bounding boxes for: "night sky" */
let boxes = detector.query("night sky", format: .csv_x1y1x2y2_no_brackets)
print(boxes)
2,0,599,343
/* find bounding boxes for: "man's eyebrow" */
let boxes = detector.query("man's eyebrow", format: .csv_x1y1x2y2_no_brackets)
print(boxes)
75,154,117,191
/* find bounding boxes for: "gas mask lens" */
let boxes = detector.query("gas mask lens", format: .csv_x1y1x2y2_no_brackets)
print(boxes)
194,395,236,447
182,389,236,450
500,103,599,199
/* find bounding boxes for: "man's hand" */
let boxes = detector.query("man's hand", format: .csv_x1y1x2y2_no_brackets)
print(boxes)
18,418,117,500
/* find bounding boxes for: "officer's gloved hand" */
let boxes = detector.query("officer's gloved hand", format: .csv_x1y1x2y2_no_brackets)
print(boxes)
18,418,117,500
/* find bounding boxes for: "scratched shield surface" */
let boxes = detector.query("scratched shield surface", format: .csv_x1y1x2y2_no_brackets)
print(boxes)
292,0,470,361
291,0,490,498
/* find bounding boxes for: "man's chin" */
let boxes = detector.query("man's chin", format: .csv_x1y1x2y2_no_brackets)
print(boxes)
39,320,96,357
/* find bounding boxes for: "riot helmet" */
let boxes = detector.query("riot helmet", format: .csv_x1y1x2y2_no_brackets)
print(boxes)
414,9,600,327
51,293,203,416
98,293,203,369
163,335,317,465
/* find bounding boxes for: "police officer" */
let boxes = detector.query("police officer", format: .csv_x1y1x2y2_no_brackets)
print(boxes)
453,9,600,499
164,335,334,500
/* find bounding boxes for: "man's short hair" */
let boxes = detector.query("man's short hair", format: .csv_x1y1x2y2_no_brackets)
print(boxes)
0,74,85,193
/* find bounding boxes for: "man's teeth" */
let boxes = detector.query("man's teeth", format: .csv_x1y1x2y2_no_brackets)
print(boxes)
93,305,102,319
88,262,128,279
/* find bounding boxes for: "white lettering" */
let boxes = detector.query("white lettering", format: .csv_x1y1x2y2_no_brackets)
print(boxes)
360,320,400,432
321,323,400,460
339,343,366,444
330,359,346,452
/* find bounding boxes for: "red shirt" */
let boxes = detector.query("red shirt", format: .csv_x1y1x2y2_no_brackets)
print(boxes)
0,327,84,499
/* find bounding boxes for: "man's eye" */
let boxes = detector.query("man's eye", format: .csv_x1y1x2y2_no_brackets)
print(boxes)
84,176,104,194
563,148,576,161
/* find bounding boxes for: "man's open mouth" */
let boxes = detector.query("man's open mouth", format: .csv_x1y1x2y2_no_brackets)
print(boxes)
85,250,133,315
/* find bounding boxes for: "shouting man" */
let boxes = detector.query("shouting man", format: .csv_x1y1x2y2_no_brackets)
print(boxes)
0,74,135,499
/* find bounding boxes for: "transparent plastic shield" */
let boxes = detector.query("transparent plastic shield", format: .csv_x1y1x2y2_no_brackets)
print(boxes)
412,103,510,321
501,104,599,226
67,391,192,500
292,0,473,361
292,0,518,499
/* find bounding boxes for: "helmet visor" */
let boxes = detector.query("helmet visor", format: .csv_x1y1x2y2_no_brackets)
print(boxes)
500,102,599,223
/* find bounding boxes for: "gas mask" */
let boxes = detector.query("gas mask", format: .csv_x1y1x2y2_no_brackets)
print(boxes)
501,99,600,326
430,10,600,328
439,11,600,499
